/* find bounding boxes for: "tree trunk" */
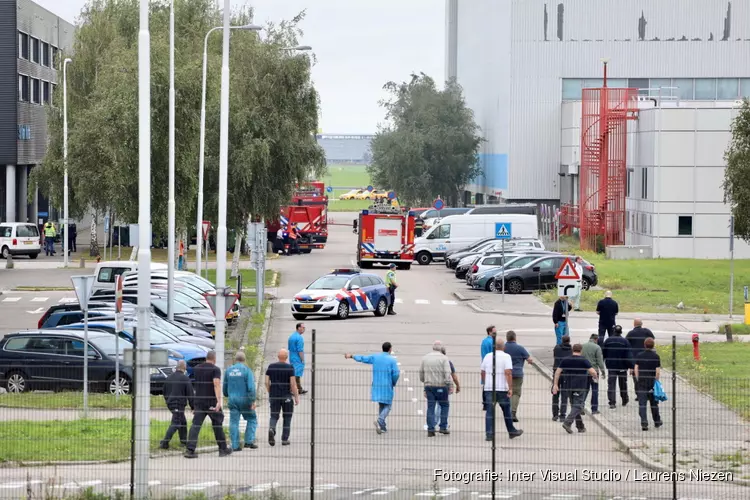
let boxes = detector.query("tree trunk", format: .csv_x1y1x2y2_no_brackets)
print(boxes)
90,214,100,257
230,227,244,278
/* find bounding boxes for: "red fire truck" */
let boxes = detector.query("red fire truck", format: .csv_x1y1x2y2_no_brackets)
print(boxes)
357,203,415,270
267,181,329,252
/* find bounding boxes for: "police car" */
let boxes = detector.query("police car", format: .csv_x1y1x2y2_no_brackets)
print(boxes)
290,268,391,320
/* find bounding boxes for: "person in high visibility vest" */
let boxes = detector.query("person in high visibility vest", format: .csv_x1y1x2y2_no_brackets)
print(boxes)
178,240,185,270
385,263,398,315
43,222,56,256
288,226,299,255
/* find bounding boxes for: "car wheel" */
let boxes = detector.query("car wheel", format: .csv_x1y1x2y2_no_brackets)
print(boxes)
359,261,372,269
507,278,524,294
301,249,312,254
108,374,131,395
336,301,350,319
374,297,388,317
416,252,432,265
582,277,591,291
1,246,9,259
487,279,497,292
292,314,307,320
29,253,38,259
6,370,27,393
401,263,411,271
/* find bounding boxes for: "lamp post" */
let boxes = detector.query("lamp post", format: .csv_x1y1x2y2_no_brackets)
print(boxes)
167,0,175,320
63,58,72,268
196,23,261,278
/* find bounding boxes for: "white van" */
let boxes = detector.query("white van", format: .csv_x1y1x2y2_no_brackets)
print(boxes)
91,261,168,294
413,214,539,265
0,222,41,259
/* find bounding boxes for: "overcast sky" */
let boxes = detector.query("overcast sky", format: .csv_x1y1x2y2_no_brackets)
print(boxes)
35,0,445,134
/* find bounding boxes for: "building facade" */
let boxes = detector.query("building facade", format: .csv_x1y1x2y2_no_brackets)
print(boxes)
447,0,750,204
0,0,74,223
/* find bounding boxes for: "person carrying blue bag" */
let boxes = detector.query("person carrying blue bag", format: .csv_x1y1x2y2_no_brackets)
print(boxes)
633,338,663,431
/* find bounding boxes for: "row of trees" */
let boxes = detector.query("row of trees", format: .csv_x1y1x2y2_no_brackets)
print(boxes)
33,0,325,244
367,73,483,207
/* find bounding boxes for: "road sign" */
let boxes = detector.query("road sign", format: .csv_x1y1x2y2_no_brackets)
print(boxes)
204,290,240,318
387,191,396,200
433,199,444,210
202,220,211,240
558,281,581,297
70,275,96,312
367,185,374,192
495,223,512,240
115,275,124,313
326,186,333,193
104,215,110,233
554,257,580,280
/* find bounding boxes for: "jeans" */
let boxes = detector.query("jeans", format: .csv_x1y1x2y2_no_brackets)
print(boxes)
228,399,257,449
597,325,615,345
425,386,449,431
563,389,588,429
162,408,188,445
510,377,523,415
377,403,392,431
44,236,55,255
554,322,567,345
552,384,569,418
637,387,662,426
483,391,517,437
589,377,599,412
186,408,228,452
68,236,77,253
607,369,629,406
269,397,294,441
388,285,396,311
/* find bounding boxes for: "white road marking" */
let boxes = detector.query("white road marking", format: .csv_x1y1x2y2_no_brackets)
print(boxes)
53,480,102,489
417,410,424,415
279,299,292,304
411,398,418,402
173,481,220,490
31,297,49,302
547,496,581,499
0,480,43,489
407,387,414,391
113,481,160,490
414,299,429,305
292,484,339,494
2,297,21,302
416,487,460,497
403,378,409,382
26,307,46,314
58,297,77,303
441,300,457,305
478,489,522,498
246,482,281,492
394,298,403,304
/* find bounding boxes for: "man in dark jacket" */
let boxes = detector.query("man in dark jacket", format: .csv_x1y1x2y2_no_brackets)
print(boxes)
68,223,77,254
551,336,572,421
602,325,632,409
595,291,619,345
160,360,194,449
634,338,663,431
626,318,655,394
552,297,572,345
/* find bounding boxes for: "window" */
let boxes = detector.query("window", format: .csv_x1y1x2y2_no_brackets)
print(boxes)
18,75,29,101
42,42,50,67
625,211,630,230
508,256,536,269
650,79,673,97
52,47,59,69
19,32,29,59
432,224,450,239
694,78,717,99
562,79,582,100
626,169,633,197
742,79,750,98
0,225,11,238
717,78,739,100
677,216,693,236
641,168,648,199
66,340,98,357
31,78,40,104
42,81,50,104
97,267,132,283
583,79,603,89
3,337,32,351
31,37,40,63
16,224,39,237
607,79,628,88
628,78,649,95
535,257,561,270
673,79,694,100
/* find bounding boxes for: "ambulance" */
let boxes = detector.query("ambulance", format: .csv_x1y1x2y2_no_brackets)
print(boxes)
356,202,415,270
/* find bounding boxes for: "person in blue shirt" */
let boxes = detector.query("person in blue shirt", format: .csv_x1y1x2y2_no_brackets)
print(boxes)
223,351,257,451
480,325,497,408
288,323,308,395
503,330,533,422
345,342,400,434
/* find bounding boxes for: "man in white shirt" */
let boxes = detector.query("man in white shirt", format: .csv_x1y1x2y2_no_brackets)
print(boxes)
571,256,584,311
481,338,524,441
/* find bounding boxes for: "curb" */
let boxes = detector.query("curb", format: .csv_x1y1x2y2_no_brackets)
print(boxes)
252,299,274,397
467,302,548,318
13,286,74,292
2,445,220,468
269,270,279,288
452,291,475,302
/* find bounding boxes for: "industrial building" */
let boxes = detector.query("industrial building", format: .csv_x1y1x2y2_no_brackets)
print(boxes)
0,0,74,223
316,134,374,164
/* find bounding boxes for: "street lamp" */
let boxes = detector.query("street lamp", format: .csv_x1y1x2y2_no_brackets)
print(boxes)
167,0,176,320
195,23,261,277
63,58,72,267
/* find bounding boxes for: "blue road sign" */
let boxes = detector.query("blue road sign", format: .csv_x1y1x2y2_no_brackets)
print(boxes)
433,199,444,210
495,222,512,240
326,186,333,193
387,191,396,200
38,212,48,217
104,215,110,233
367,185,374,192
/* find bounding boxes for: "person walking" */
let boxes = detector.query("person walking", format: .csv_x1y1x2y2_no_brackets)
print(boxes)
503,330,533,422
626,318,655,393
634,338,663,431
551,335,572,421
480,325,497,408
553,343,598,434
274,227,286,255
159,360,193,449
68,222,77,254
265,349,299,446
223,351,258,451
43,221,56,256
184,351,230,458
385,263,398,315
481,337,523,441
552,296,572,345
288,323,307,395
345,342,400,434
602,325,632,409
419,341,454,436
432,346,460,428
570,256,585,311
581,333,606,415
595,291,619,345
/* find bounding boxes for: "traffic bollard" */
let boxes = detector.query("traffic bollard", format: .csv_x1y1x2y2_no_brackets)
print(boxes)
692,333,700,361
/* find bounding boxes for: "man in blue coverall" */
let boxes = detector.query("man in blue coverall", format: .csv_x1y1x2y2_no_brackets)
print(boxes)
223,351,258,450
480,325,497,408
288,323,308,394
345,342,400,434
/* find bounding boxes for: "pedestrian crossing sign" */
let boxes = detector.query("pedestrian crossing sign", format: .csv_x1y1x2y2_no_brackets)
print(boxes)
494,223,512,240
554,257,580,280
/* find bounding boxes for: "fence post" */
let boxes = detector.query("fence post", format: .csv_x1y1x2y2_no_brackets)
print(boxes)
310,328,316,499
130,342,137,500
491,347,496,498
672,335,677,500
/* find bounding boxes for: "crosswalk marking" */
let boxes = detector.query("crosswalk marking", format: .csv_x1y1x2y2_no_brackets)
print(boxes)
279,299,292,304
414,299,429,305
31,297,49,302
0,480,43,489
2,297,21,302
113,481,160,490
246,482,281,492
58,297,77,303
394,298,403,304
441,300,457,305
173,481,220,491
53,480,102,489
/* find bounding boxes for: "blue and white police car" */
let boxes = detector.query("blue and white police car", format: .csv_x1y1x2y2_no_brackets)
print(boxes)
291,268,391,320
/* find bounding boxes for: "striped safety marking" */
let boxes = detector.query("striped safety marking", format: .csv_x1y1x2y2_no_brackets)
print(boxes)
361,243,376,253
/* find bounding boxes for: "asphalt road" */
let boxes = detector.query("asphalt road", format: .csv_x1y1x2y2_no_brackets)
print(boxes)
0,214,744,499
0,290,77,336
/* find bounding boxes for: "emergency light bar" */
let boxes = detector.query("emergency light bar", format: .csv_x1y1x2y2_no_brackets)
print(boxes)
331,268,361,275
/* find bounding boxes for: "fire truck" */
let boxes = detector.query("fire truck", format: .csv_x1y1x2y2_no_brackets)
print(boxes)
357,201,415,270
267,181,329,253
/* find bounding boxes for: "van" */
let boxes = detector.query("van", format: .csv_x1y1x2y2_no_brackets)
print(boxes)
413,214,539,265
0,222,41,259
91,261,168,294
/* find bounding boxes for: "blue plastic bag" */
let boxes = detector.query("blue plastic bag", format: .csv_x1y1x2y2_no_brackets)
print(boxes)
653,380,667,402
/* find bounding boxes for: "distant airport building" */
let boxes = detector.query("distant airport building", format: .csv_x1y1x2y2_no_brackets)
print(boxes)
316,134,374,164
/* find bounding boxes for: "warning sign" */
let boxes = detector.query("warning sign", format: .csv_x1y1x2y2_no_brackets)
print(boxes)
554,257,581,280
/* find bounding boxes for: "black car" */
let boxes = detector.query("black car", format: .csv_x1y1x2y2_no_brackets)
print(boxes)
444,237,497,269
0,330,173,394
495,255,598,294
36,301,135,329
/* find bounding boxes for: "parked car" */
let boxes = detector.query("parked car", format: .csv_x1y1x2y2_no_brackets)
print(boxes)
37,301,136,329
462,249,557,282
492,255,598,294
0,329,173,394
470,253,558,291
444,237,500,268
455,253,521,280
90,260,168,294
339,189,364,200
0,222,41,259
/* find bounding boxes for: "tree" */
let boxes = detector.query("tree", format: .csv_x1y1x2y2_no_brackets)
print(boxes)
368,73,483,206
724,99,750,241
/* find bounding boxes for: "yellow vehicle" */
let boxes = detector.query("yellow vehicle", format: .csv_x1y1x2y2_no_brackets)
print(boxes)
339,189,363,200
355,189,386,200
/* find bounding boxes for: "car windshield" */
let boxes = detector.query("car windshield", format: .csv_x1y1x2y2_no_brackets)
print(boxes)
90,335,133,356
152,298,193,315
123,320,177,344
172,293,205,310
176,287,209,304
152,316,192,339
179,275,215,292
307,276,349,290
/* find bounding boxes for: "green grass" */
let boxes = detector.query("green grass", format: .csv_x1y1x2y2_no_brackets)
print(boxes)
537,250,750,315
0,392,165,410
0,418,220,462
327,198,373,212
204,269,276,288
719,323,750,335
655,342,750,419
238,297,269,371
321,164,371,189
